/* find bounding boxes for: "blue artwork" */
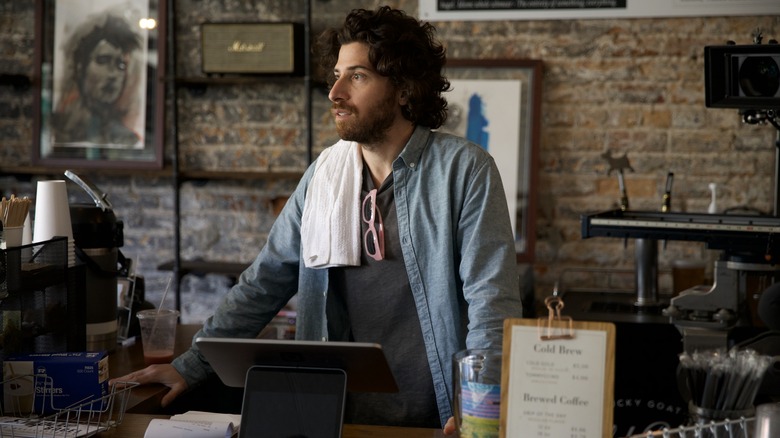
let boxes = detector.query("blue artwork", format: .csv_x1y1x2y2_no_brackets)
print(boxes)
465,93,489,151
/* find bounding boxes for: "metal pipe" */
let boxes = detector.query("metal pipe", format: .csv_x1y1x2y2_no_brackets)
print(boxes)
635,238,658,306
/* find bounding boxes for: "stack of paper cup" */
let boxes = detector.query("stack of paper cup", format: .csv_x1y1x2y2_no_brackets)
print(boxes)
22,212,32,245
32,180,75,266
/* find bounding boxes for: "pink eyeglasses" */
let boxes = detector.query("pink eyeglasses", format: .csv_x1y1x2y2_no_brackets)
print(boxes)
362,189,385,261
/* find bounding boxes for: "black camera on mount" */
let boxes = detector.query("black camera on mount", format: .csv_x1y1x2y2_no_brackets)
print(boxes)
705,42,780,110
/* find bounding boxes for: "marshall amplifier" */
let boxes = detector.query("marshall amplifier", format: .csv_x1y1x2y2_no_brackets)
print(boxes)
201,22,304,75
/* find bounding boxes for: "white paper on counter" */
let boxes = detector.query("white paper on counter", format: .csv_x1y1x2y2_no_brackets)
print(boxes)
170,411,241,426
144,411,239,438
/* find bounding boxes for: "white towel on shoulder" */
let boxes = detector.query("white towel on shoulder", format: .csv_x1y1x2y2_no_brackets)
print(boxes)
301,141,363,268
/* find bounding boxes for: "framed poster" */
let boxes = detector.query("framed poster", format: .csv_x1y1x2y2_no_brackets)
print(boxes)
441,59,542,263
33,0,166,169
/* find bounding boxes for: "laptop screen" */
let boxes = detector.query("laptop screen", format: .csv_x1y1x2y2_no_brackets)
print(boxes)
238,365,347,438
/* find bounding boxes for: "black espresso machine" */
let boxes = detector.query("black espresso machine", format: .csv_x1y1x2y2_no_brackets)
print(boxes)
582,209,780,350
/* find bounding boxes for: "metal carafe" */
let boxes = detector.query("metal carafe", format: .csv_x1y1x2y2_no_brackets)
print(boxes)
66,170,124,352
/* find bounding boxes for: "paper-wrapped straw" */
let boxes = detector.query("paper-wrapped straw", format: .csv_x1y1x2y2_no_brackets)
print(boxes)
0,195,32,228
679,348,772,413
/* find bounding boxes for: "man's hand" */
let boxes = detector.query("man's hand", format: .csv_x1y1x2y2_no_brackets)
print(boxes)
443,416,456,435
109,364,188,407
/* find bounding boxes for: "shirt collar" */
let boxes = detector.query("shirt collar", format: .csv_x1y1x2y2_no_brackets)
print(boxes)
395,125,431,170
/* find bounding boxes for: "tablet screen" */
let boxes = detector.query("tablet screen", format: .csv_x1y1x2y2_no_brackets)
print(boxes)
239,366,347,438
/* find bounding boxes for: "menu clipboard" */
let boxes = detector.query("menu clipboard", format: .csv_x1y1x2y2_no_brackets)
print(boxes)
500,297,615,438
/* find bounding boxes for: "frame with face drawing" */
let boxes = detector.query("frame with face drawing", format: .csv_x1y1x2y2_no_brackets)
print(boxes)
33,0,165,169
441,59,542,263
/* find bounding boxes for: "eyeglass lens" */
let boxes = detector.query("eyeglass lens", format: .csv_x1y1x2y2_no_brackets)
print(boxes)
362,189,384,261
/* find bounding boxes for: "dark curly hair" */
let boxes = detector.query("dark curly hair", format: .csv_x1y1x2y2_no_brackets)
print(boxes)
316,6,450,129
73,15,141,91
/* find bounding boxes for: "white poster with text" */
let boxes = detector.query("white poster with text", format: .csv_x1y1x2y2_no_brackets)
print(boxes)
504,324,610,438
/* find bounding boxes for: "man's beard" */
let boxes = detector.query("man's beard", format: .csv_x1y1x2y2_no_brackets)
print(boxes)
334,92,397,146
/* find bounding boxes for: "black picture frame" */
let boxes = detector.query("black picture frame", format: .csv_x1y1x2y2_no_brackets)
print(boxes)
32,0,166,169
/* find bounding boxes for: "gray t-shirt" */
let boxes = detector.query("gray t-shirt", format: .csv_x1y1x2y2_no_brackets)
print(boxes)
329,170,440,428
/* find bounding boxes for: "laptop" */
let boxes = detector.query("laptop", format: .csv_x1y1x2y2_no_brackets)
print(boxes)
238,365,347,438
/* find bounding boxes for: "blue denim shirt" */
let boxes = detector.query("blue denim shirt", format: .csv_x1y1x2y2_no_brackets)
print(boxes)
172,125,523,426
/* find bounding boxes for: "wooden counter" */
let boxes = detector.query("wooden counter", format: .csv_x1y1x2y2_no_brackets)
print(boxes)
101,414,446,437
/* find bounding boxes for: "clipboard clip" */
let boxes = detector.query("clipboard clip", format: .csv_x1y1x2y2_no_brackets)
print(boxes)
537,296,575,341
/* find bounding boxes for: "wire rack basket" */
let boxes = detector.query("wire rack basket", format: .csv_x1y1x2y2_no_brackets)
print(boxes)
0,375,137,438
627,416,755,438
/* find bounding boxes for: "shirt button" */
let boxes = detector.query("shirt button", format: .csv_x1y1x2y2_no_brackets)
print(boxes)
409,162,416,168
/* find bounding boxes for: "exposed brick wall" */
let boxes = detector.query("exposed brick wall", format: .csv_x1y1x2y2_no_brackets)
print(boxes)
1,0,778,321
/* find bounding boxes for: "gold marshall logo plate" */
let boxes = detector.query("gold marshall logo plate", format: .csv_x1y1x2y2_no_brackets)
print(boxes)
228,41,266,53
201,23,304,74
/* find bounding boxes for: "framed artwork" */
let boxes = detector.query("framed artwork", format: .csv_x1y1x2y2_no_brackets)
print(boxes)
33,0,166,169
441,59,542,263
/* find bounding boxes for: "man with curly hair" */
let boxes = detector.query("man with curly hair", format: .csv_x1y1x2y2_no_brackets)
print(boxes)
115,6,521,433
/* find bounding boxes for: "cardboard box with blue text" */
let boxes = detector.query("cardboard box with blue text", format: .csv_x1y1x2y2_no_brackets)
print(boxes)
3,351,109,415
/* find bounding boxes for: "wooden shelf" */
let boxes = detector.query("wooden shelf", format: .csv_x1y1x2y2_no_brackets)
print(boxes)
0,166,303,182
170,75,306,85
0,165,174,179
157,259,250,279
